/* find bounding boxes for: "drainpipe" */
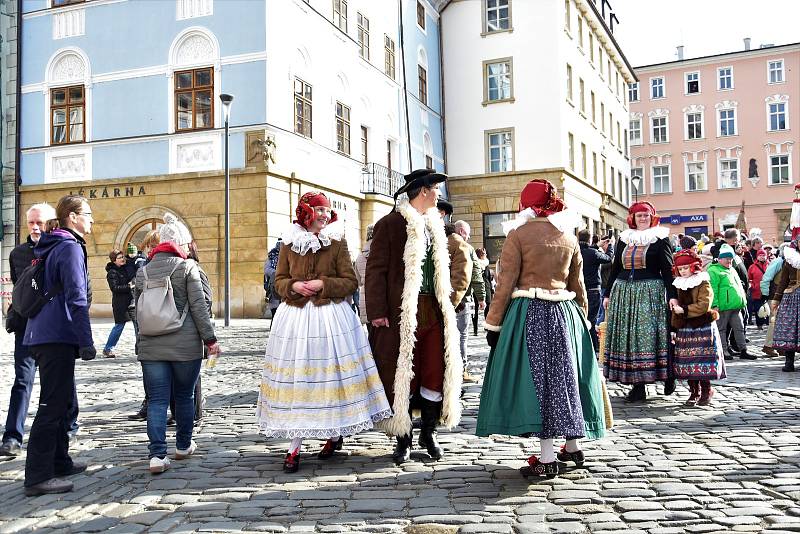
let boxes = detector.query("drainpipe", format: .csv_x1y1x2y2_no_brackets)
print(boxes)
14,0,22,246
398,0,413,171
438,5,447,175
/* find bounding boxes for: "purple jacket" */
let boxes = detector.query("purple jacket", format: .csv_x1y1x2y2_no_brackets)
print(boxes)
23,228,93,349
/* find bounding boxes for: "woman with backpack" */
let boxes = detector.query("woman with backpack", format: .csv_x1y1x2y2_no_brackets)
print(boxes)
135,213,220,474
102,249,132,358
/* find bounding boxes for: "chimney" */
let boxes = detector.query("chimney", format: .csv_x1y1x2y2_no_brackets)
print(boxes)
677,45,684,60
744,37,751,51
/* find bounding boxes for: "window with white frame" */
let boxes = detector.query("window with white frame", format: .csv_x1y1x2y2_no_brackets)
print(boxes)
718,67,733,90
589,32,594,63
630,118,641,145
579,78,585,113
600,102,605,132
485,59,513,102
610,165,615,195
487,129,513,172
770,154,790,185
652,164,670,193
577,16,583,48
768,60,784,84
335,101,351,155
568,132,574,169
564,0,570,31
566,64,573,102
591,91,596,123
686,112,702,140
769,102,787,131
416,1,425,30
357,12,369,60
719,159,739,189
719,108,736,136
686,161,706,191
598,47,603,77
384,35,396,79
628,82,639,102
651,77,664,99
360,125,368,164
485,0,511,32
333,0,347,32
652,116,668,143
685,72,700,94
581,142,587,179
592,152,598,185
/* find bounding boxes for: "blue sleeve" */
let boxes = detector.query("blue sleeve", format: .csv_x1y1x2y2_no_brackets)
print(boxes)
57,244,94,347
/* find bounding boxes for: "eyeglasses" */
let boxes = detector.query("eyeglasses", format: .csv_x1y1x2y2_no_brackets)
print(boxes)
75,212,93,219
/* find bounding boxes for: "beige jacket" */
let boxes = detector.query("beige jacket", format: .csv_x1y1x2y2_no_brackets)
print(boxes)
447,233,472,307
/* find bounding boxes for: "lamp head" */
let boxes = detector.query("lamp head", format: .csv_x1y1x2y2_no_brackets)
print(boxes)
219,93,234,122
631,175,642,191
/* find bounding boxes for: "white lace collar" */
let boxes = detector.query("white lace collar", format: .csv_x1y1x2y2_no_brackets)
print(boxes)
619,226,670,246
673,271,709,290
784,246,800,269
281,220,345,256
500,208,585,236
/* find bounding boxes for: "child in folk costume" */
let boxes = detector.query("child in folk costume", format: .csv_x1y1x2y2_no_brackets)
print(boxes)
256,192,391,473
670,249,726,406
478,179,605,479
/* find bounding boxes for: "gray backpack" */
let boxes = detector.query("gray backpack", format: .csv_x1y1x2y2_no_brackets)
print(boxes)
136,260,193,336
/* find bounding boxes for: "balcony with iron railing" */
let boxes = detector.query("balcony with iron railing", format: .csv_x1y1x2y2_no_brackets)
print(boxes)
361,162,404,197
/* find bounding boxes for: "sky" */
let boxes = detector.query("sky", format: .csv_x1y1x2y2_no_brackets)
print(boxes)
612,0,800,67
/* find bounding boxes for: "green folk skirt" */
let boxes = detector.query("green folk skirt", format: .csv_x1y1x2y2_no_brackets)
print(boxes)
476,297,606,440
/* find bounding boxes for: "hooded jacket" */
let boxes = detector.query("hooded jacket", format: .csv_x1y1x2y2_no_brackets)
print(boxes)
23,228,93,348
106,261,133,323
707,262,747,311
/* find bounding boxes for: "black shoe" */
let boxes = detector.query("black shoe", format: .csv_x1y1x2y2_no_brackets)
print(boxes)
283,452,299,473
55,461,87,477
128,402,147,421
318,437,344,460
724,354,734,361
739,351,757,360
418,399,444,460
520,456,559,479
392,435,412,465
0,439,22,457
24,478,73,497
167,417,176,427
783,353,796,372
626,384,646,402
663,378,676,396
556,446,585,466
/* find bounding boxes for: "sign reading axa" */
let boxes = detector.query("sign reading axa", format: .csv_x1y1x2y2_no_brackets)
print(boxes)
667,214,707,225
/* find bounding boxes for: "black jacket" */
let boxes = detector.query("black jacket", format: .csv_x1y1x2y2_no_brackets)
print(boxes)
607,237,677,300
579,242,612,290
6,237,36,333
106,262,132,324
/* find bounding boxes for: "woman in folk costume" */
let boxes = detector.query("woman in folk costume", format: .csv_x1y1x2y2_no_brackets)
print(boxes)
603,202,678,402
256,192,391,473
478,179,605,479
670,249,726,406
771,185,800,373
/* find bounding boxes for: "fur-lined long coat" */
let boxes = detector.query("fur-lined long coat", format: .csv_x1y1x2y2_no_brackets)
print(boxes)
365,200,462,436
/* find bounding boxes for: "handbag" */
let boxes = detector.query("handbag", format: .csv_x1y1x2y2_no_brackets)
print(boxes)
757,301,771,319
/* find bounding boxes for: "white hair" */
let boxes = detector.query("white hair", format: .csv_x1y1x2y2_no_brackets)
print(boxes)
454,220,471,235
27,203,56,221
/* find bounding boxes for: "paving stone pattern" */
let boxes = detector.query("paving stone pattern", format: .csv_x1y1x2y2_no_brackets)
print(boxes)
0,320,798,533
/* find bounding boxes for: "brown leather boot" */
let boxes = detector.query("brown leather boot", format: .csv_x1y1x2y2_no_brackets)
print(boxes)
685,380,700,406
697,381,714,406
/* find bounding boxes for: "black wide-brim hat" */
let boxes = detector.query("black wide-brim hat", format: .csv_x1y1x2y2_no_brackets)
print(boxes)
394,168,448,199
437,199,453,216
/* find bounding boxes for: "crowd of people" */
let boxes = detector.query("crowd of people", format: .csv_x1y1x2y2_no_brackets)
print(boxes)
2,172,796,497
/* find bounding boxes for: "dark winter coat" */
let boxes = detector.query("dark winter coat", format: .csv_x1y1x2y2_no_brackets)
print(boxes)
6,237,36,333
23,228,93,349
106,262,133,324
580,242,612,290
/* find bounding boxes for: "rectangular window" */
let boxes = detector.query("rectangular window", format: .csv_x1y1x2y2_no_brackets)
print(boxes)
628,82,639,102
607,60,611,87
771,155,790,185
485,59,513,102
333,0,347,32
617,121,621,148
581,142,587,179
610,165,615,195
651,77,664,99
53,0,85,5
624,128,628,154
652,116,667,143
174,67,213,132
418,65,428,106
294,77,312,137
769,103,787,131
416,1,425,30
609,112,614,143
592,152,598,185
426,154,433,168
719,159,739,189
687,112,702,139
630,119,641,145
718,67,733,90
589,32,594,62
685,71,700,94
768,59,784,84
602,158,607,190
599,47,603,77
387,139,393,171
384,35,396,79
357,12,369,60
335,101,351,155
564,0,570,30
50,85,85,144
615,71,620,97
720,109,736,136
568,133,574,170
360,125,368,164
579,78,585,113
618,171,623,200
566,64,573,102
653,165,670,193
687,161,706,191
577,16,583,47
591,91,596,124
485,0,510,32
487,130,513,173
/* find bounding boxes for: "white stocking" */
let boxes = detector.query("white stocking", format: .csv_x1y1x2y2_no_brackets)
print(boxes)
565,439,580,453
539,438,555,463
288,438,303,454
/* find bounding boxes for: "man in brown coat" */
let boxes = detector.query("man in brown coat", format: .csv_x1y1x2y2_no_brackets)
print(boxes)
366,169,463,464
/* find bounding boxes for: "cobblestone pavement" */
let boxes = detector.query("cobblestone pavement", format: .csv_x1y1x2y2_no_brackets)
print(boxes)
0,319,799,534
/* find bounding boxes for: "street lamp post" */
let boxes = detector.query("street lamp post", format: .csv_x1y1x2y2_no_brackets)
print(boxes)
220,93,234,327
710,205,716,234
631,175,642,203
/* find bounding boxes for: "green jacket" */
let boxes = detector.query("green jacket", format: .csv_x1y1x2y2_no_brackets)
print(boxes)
707,262,746,311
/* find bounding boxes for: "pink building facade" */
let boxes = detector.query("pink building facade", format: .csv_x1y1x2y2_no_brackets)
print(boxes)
630,42,799,245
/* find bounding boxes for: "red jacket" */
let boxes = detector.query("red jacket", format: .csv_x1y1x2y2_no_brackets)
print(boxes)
748,261,767,299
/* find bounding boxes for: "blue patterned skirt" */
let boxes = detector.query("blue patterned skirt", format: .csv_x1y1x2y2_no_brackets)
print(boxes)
774,291,800,351
672,323,726,380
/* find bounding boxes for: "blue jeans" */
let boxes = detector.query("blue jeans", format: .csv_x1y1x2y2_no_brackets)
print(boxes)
142,360,201,458
3,333,78,444
104,322,126,352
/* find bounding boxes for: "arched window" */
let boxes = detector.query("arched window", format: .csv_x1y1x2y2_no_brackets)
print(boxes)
124,218,164,252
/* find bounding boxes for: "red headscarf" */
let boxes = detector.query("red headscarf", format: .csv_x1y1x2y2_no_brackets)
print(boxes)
294,191,338,230
627,201,660,229
519,179,565,217
672,248,702,276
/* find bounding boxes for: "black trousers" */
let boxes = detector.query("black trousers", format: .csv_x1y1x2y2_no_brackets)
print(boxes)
24,344,77,487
